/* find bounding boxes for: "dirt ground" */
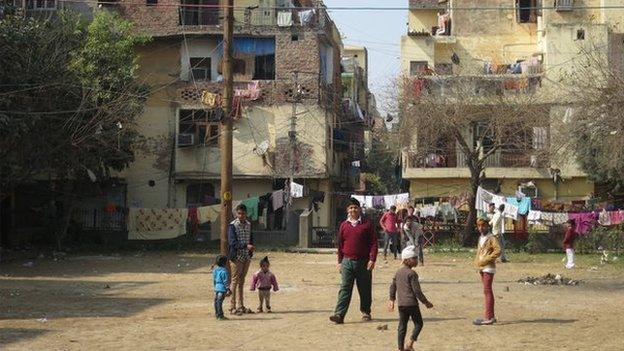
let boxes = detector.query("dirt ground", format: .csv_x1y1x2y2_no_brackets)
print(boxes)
1,250,623,350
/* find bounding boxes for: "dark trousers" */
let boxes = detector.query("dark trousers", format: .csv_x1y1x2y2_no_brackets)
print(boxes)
334,258,372,317
397,305,423,350
383,231,400,259
214,292,225,318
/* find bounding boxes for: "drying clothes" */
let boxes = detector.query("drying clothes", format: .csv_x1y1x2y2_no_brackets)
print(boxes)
128,208,189,240
310,191,325,211
527,210,542,224
539,212,569,226
198,205,220,224
475,187,494,212
241,197,260,221
492,195,506,208
298,9,315,25
417,205,438,218
272,190,284,211
277,11,293,27
188,208,199,237
438,203,458,223
502,203,519,221
396,193,410,207
384,195,397,209
610,210,624,225
258,193,272,214
506,197,531,216
290,182,304,199
372,196,385,209
568,213,596,235
598,210,611,226
364,196,374,209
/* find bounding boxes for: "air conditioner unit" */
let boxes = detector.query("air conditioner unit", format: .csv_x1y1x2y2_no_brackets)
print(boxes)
555,0,573,11
177,133,195,147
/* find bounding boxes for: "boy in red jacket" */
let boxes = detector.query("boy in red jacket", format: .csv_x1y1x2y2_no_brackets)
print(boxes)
329,197,378,324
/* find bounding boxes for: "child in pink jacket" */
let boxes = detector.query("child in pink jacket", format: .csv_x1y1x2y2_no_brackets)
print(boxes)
250,256,279,313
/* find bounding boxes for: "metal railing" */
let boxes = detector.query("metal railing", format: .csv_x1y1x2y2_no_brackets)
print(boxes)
74,208,126,231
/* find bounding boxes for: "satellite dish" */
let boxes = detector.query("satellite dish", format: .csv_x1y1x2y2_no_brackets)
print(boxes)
254,141,270,156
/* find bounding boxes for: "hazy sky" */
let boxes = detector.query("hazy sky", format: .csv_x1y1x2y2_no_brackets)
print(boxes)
324,0,407,115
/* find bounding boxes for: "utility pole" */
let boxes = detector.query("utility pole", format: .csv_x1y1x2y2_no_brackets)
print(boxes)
220,0,234,257
286,72,299,229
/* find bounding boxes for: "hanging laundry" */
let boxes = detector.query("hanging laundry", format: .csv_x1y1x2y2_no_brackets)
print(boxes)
230,96,243,119
128,208,189,240
188,207,199,237
396,193,410,207
198,204,220,224
384,195,397,209
475,186,494,212
438,203,458,223
277,11,293,27
298,9,315,25
241,197,260,221
568,212,596,235
290,181,304,199
506,196,531,215
598,209,611,226
272,190,285,211
364,196,374,209
527,210,542,225
351,160,361,167
372,196,385,209
610,210,624,225
503,203,519,221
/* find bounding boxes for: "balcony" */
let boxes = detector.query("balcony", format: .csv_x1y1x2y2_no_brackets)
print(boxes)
408,73,543,99
409,0,447,9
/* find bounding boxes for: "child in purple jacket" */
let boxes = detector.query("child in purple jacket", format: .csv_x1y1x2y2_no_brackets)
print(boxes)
250,256,279,313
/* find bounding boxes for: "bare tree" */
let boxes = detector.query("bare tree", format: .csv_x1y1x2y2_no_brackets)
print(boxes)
399,73,549,245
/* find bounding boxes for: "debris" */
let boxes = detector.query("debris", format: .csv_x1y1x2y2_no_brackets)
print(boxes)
36,317,48,323
588,266,598,271
518,274,581,286
376,324,388,331
103,284,111,289
22,261,34,268
504,286,510,292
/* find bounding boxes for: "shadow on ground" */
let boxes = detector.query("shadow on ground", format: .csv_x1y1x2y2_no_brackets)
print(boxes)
0,328,49,347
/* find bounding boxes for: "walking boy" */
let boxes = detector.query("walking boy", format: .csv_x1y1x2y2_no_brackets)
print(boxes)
329,197,378,324
380,206,400,260
563,219,578,269
473,218,501,326
388,246,433,351
228,204,255,315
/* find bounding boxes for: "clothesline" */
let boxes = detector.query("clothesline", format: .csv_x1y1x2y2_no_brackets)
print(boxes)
476,186,624,235
350,193,410,210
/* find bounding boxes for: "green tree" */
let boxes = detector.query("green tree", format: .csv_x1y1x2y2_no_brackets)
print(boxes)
0,11,149,247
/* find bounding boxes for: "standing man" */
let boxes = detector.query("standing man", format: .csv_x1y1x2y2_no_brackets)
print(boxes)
329,198,378,324
473,218,501,326
380,205,400,260
228,204,255,315
489,204,508,263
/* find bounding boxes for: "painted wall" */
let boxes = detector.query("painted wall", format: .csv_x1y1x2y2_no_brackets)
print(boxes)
409,177,594,202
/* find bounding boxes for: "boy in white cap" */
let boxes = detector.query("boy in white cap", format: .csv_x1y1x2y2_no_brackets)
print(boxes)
388,246,433,351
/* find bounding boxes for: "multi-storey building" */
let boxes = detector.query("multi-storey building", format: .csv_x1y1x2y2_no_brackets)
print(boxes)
400,0,624,202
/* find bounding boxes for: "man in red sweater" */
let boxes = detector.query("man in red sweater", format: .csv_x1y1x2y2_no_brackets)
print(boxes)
329,197,378,324
380,206,400,260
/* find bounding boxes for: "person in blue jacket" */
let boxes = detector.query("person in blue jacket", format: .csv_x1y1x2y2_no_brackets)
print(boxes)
213,255,231,320
228,204,255,315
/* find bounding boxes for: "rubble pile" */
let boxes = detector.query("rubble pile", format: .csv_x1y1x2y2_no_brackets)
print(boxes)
518,274,581,286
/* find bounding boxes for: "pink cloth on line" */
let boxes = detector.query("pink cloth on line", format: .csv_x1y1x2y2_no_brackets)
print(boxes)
568,212,597,235
610,210,624,225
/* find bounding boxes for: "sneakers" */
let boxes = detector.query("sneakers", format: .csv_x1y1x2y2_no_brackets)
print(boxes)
473,318,496,326
361,313,372,322
329,315,344,324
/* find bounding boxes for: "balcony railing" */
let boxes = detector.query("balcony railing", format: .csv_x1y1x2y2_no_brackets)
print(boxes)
408,149,549,169
409,74,542,99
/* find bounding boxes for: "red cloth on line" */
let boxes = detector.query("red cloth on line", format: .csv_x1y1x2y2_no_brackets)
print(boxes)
337,218,378,263
188,208,199,237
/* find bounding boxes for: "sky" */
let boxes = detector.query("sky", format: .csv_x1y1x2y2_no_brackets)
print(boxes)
323,0,407,116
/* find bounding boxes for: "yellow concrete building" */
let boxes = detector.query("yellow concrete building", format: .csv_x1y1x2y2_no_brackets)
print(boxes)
400,0,624,202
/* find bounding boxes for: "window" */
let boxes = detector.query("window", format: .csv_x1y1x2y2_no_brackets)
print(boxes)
291,34,299,41
178,109,220,147
190,57,211,81
410,61,429,76
180,0,220,26
253,54,275,80
576,29,585,40
186,183,216,207
146,0,157,5
516,0,537,23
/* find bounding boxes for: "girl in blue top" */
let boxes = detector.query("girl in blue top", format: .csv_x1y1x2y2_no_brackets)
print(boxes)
213,255,231,320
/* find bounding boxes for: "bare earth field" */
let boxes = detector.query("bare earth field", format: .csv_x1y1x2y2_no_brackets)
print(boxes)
1,250,623,350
